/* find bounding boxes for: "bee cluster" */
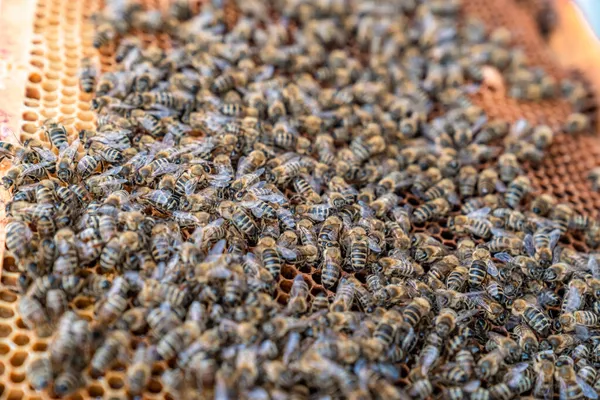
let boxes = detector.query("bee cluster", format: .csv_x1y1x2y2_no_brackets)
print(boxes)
3,0,600,398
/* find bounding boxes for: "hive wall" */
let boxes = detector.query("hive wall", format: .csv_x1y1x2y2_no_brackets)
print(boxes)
0,0,600,399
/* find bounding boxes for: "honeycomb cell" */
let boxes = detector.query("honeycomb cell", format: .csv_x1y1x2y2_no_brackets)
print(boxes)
107,376,124,390
9,352,27,367
0,324,12,338
10,372,25,384
25,87,41,101
147,379,163,394
6,389,22,400
12,334,30,346
87,384,104,397
31,342,47,352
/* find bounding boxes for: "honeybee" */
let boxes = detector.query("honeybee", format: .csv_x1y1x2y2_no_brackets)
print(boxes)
127,345,153,395
564,112,590,134
554,355,598,400
330,278,355,312
287,275,309,315
498,153,522,183
458,165,477,197
321,246,342,289
530,193,556,216
412,198,451,223
90,330,130,375
505,176,531,208
512,298,551,336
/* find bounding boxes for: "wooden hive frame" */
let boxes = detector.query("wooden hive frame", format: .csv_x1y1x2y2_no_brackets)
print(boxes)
0,0,599,399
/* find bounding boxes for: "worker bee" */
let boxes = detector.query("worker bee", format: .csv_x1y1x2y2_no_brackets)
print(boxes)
90,330,130,375
447,208,493,239
504,175,531,208
458,165,478,197
321,246,342,289
287,275,310,315
564,112,590,134
512,298,551,336
412,198,451,223
27,355,53,391
468,248,498,287
530,193,556,216
498,152,522,183
527,227,561,266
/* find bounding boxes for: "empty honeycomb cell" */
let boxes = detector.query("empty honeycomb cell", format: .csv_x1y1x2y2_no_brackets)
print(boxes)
41,92,58,102
22,111,39,122
1,275,18,288
25,87,41,101
59,106,76,116
10,372,25,384
12,334,30,347
0,291,17,304
279,279,292,293
0,307,15,320
41,81,58,92
31,342,47,352
87,384,104,397
147,379,163,394
61,96,76,105
276,294,289,306
9,352,27,368
15,318,26,330
107,376,124,390
45,71,61,81
61,77,78,88
6,389,22,400
0,324,12,339
73,296,93,310
280,265,296,280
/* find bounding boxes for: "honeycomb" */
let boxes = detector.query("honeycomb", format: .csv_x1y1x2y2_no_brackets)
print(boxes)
0,0,599,399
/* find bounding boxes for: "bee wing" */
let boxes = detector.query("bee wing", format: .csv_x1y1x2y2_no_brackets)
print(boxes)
182,176,199,195
486,260,499,277
98,178,127,187
576,376,599,399
553,246,562,264
143,189,172,202
21,163,49,176
472,114,488,134
208,239,227,256
549,229,562,249
208,172,233,188
467,207,491,219
276,246,298,260
575,325,590,341
588,255,600,278
509,119,531,140
151,163,181,178
254,64,274,81
463,380,481,393
446,191,460,206
523,234,535,257
367,237,382,253
239,200,265,218
357,201,375,218
491,227,518,238
34,147,58,163
565,286,582,313
173,211,200,226
457,309,480,323
58,139,80,161
256,192,287,204
494,252,513,263
495,180,507,193
99,166,123,177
